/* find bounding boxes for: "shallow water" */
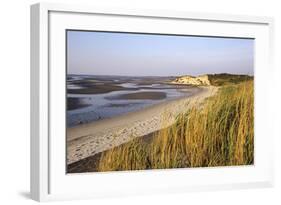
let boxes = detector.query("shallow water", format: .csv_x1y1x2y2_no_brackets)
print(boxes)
67,75,196,127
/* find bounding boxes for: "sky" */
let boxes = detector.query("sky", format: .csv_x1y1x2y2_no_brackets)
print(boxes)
67,30,254,76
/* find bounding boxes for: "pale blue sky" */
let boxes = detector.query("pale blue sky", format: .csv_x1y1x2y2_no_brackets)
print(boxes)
67,30,254,76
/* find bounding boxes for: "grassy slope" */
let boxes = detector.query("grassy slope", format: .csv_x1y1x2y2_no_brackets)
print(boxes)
97,76,254,172
208,73,253,86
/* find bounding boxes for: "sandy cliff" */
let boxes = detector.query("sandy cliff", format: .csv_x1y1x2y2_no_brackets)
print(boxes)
171,75,210,86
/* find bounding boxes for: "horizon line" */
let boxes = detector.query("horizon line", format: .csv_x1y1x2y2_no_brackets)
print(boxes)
67,72,254,77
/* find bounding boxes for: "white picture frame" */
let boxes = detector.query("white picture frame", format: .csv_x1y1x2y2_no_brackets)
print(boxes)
30,2,274,202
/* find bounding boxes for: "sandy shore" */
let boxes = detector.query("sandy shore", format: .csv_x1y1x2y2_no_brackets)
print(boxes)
67,86,218,164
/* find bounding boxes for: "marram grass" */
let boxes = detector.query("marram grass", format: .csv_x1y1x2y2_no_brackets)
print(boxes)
97,80,254,172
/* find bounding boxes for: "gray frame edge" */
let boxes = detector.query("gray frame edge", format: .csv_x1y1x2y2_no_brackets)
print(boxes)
30,3,40,201
30,3,49,202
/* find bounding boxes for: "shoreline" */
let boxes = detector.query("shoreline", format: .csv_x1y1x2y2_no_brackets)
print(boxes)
67,86,218,165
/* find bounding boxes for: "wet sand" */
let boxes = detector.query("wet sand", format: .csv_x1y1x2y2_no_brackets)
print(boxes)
67,97,90,110
105,91,167,100
67,76,194,95
68,84,138,94
67,86,218,165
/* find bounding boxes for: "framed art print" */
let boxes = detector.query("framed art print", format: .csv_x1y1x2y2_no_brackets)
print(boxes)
31,2,274,201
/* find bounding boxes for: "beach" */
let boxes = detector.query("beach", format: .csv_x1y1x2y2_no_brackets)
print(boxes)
67,86,218,165
64,31,254,173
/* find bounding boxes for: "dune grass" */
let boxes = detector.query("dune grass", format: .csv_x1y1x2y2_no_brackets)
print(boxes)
97,80,254,172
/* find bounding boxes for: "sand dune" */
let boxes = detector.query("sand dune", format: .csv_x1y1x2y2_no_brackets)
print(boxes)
67,86,218,165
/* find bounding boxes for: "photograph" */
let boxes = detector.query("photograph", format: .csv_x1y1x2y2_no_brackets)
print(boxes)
66,30,254,173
